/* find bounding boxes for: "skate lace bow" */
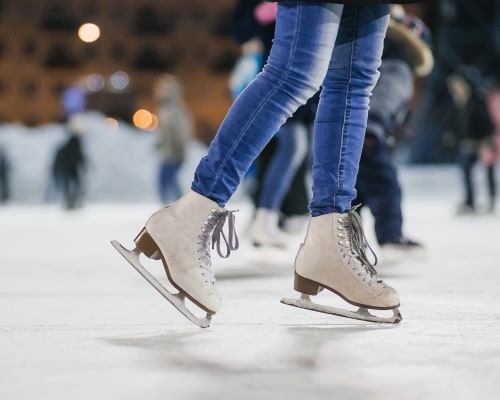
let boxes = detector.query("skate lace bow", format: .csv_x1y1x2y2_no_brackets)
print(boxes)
211,209,239,258
340,206,378,277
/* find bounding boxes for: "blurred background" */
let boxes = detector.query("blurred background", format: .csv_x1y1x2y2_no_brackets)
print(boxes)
0,0,241,204
0,0,239,130
0,0,498,207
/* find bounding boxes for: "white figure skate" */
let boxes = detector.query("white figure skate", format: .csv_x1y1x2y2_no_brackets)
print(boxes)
281,209,402,324
112,190,239,328
378,236,426,266
248,208,288,248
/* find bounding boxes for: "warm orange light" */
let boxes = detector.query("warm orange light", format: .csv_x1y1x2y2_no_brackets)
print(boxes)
78,23,101,43
133,109,157,130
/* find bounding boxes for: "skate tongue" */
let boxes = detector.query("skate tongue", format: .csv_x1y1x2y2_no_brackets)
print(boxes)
212,210,239,258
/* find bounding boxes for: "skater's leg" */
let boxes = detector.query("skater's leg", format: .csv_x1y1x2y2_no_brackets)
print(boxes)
309,5,390,216
457,149,477,212
117,3,345,322
280,156,311,228
486,164,496,211
356,135,403,244
259,122,308,210
159,161,182,203
192,2,343,206
293,4,401,317
249,121,309,247
357,135,424,262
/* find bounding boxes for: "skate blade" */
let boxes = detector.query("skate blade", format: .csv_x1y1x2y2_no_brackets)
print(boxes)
280,294,402,324
111,240,212,328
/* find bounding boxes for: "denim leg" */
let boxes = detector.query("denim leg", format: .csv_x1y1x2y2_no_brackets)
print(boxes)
192,2,343,206
259,121,309,209
159,161,182,203
310,4,390,216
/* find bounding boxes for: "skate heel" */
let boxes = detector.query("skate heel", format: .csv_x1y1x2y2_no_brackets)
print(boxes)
294,272,322,295
134,228,160,259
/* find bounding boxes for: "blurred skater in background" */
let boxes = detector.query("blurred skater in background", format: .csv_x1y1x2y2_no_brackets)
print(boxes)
230,0,312,248
51,80,88,209
448,68,499,215
354,6,433,264
0,144,10,203
52,116,87,210
154,74,194,204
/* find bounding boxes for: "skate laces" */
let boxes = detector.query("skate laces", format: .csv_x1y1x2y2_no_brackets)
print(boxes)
211,209,239,258
338,206,379,283
197,209,239,283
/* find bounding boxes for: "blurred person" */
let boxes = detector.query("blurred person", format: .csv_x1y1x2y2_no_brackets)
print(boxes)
249,97,317,242
113,0,427,328
154,74,194,204
486,79,500,165
230,0,311,248
448,68,499,214
354,6,433,263
410,0,500,164
49,79,88,209
247,107,312,247
52,116,87,210
0,145,10,203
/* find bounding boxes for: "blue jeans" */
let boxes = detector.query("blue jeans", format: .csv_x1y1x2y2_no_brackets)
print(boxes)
259,120,309,210
192,2,390,215
159,161,182,203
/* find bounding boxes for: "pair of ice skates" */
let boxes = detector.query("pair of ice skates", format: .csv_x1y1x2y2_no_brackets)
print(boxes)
112,190,401,328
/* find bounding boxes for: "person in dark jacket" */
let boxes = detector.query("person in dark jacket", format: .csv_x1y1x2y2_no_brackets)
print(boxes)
0,145,10,203
52,118,86,210
444,57,500,215
354,5,433,264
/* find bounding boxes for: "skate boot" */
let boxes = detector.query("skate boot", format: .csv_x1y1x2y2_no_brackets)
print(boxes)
281,208,401,323
379,236,426,266
112,189,239,327
248,208,288,248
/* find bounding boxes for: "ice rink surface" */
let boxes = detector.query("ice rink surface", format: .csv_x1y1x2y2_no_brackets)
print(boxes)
1,166,499,400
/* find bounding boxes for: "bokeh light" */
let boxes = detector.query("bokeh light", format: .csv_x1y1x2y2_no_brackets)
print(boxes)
132,109,158,130
78,23,101,43
85,73,105,92
110,71,130,91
